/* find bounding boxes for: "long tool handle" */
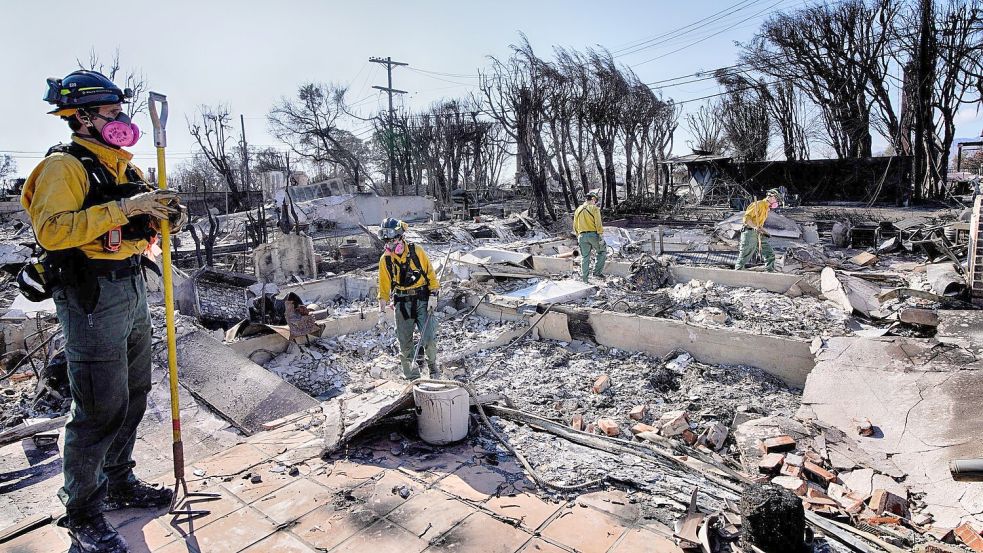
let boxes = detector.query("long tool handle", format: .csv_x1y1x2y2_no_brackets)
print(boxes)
150,92,185,479
410,249,454,367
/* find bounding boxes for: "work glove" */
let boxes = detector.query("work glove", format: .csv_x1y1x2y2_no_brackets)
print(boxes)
379,299,388,313
167,204,189,233
119,189,181,220
427,290,438,313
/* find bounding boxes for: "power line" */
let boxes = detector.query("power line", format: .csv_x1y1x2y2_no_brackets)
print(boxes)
613,0,766,57
633,0,793,66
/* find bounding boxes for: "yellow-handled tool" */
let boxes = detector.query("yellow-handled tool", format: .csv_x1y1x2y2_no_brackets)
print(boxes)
148,92,219,521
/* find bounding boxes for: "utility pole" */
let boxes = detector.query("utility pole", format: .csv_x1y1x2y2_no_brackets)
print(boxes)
369,56,408,194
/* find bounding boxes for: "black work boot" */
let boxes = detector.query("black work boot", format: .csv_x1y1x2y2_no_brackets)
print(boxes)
60,512,128,553
104,480,174,511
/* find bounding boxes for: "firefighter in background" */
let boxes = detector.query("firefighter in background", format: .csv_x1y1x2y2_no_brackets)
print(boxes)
735,188,782,272
22,70,187,553
573,190,607,283
377,218,440,380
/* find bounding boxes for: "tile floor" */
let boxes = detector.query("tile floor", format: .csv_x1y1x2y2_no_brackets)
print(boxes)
1,418,681,553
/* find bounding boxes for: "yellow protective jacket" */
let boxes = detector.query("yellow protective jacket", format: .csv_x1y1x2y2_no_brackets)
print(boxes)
21,135,149,260
377,242,439,300
742,199,771,230
573,202,603,235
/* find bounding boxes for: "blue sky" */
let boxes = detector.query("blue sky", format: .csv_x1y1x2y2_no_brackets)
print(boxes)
2,0,981,178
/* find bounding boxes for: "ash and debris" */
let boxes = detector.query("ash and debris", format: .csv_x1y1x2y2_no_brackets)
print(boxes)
467,341,799,432
261,310,525,397
588,275,853,338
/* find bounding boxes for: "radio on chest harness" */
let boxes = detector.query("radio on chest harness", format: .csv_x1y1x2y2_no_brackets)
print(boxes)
384,243,430,320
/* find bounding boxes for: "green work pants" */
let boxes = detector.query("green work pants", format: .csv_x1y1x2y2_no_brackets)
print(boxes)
735,228,776,271
394,294,438,380
53,272,152,519
578,232,607,282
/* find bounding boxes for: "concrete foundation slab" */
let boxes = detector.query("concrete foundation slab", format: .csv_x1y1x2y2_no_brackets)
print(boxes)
174,331,319,434
798,336,983,528
937,310,983,357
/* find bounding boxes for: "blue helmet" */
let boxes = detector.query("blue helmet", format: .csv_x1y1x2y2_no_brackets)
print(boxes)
44,70,131,116
378,217,406,240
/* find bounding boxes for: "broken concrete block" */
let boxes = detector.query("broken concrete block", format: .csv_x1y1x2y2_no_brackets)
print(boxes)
628,405,648,421
771,476,808,496
850,252,878,267
758,453,785,474
803,461,836,484
784,453,804,467
926,526,955,543
899,308,940,327
658,410,690,437
911,512,933,526
699,422,728,451
597,418,620,437
631,423,657,435
571,414,584,431
760,435,796,454
955,523,983,552
869,489,908,517
592,374,611,394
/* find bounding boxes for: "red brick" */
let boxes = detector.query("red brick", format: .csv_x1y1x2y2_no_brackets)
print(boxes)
592,374,611,393
680,429,697,446
771,476,807,496
758,453,785,474
803,451,824,465
803,461,836,484
856,418,874,437
597,418,621,437
869,489,908,517
630,423,657,435
628,405,648,421
571,414,584,431
955,523,983,553
780,463,802,478
699,423,728,451
658,410,689,437
760,435,796,453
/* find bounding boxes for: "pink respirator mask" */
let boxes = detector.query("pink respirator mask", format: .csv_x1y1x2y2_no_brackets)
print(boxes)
385,240,405,255
91,111,141,147
768,199,779,209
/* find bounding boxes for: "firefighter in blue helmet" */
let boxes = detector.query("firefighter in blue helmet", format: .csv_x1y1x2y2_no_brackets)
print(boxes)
21,70,187,553
377,218,441,379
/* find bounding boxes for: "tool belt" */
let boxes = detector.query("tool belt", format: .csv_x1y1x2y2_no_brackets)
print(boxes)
40,254,160,315
392,286,430,320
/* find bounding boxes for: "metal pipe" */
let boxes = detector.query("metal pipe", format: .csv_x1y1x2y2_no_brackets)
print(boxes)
950,459,983,481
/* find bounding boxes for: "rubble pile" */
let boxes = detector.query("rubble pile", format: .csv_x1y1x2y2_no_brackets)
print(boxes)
593,277,852,338
469,341,799,453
